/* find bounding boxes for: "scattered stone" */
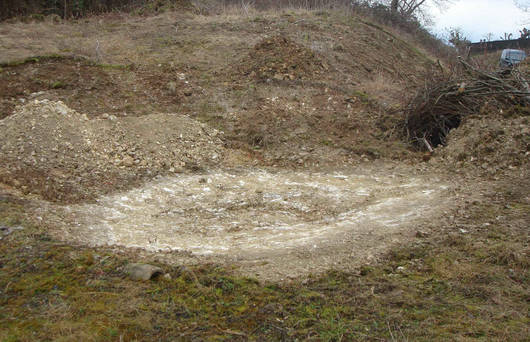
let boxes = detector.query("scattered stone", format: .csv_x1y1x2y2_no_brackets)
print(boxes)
124,263,163,281
163,273,172,280
0,101,225,202
167,81,177,94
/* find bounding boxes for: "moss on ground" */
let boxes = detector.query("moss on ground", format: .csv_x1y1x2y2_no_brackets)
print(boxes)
0,191,528,341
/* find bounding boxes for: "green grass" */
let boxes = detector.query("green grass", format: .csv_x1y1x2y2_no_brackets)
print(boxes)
0,192,528,341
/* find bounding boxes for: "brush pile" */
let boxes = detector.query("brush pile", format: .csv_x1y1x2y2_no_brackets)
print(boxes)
405,58,530,150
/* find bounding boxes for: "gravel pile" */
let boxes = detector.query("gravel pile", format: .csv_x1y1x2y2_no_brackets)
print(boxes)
0,100,224,202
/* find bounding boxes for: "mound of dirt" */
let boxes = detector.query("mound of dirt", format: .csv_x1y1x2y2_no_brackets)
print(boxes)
237,35,327,81
433,113,529,177
0,100,224,202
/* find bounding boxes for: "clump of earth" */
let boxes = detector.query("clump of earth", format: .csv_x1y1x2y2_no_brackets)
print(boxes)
237,35,327,81
0,100,224,202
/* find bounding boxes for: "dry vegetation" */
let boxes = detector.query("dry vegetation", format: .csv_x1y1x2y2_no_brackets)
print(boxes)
0,2,528,341
405,58,530,149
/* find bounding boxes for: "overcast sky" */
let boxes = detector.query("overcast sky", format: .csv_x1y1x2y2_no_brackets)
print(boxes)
428,0,530,42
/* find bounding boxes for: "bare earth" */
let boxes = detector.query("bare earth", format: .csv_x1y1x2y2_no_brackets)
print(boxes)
37,164,454,280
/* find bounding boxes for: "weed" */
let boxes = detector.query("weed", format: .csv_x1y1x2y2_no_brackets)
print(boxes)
50,80,66,89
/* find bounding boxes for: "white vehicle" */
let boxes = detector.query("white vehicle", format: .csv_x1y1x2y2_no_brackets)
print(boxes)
500,49,526,67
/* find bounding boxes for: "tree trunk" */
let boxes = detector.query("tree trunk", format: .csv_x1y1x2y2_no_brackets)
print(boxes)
390,0,399,13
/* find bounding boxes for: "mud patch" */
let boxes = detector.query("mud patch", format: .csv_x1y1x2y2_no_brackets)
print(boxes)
40,168,453,279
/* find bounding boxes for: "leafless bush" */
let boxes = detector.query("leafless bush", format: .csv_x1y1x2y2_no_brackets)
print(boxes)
404,59,530,150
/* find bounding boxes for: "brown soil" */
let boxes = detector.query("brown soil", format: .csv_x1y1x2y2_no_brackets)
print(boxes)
236,35,327,81
433,111,530,179
0,56,194,120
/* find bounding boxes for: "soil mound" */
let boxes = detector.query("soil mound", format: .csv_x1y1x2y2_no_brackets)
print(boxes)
0,100,224,202
238,35,326,81
433,113,529,177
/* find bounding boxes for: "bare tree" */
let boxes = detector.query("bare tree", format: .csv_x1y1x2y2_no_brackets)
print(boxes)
447,27,470,54
500,32,514,40
388,0,451,19
514,0,530,12
483,33,494,42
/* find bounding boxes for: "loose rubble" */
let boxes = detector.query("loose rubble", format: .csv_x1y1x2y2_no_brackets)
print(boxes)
433,114,529,178
0,100,225,202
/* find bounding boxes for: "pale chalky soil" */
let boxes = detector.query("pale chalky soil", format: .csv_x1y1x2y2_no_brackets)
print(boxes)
39,167,454,279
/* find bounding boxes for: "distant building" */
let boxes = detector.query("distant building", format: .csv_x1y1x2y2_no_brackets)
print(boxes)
469,38,530,56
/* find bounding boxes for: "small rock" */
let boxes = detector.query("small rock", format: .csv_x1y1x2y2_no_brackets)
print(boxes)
122,156,134,167
124,263,163,281
57,106,68,116
167,81,177,94
415,230,429,238
163,273,172,280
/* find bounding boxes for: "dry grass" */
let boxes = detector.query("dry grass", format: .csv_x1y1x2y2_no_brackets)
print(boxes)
0,8,437,168
358,72,405,108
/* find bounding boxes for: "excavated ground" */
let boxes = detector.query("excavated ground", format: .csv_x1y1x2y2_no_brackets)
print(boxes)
0,12,475,279
37,164,454,279
1,10,528,341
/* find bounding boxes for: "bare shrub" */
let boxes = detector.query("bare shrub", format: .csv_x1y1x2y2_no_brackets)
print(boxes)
404,59,530,150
